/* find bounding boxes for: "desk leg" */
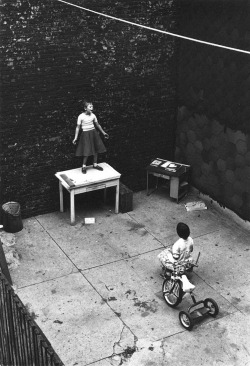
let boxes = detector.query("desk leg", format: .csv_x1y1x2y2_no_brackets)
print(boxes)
59,182,64,212
70,190,75,225
147,172,159,196
170,177,179,201
156,177,159,190
115,181,119,213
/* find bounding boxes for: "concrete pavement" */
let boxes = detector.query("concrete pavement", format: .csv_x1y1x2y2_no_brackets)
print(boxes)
6,187,250,366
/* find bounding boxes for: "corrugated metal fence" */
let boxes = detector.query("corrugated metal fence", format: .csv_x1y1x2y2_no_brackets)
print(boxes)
0,272,64,366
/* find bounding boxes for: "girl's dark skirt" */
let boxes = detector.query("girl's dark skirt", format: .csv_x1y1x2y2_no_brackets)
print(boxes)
76,129,106,157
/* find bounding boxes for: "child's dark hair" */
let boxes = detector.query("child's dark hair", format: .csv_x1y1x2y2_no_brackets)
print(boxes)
176,222,190,240
83,100,92,109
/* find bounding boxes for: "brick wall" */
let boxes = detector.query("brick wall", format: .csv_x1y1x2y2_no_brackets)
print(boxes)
0,0,178,218
176,0,250,221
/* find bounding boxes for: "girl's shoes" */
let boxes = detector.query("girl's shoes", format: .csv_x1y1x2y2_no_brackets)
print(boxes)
93,164,103,171
81,165,103,173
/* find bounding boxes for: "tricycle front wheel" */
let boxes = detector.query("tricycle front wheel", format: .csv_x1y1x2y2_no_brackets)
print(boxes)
162,279,183,307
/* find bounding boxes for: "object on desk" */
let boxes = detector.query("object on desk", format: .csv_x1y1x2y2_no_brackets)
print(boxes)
161,161,172,168
60,174,75,187
119,182,133,213
185,201,207,211
150,159,181,173
84,218,95,224
150,159,162,166
163,163,181,172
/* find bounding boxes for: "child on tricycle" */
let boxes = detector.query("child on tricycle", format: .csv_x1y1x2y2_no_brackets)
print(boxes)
158,223,219,330
158,222,194,277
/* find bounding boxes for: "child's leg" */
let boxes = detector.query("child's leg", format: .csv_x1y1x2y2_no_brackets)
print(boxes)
81,156,88,173
93,153,103,171
158,255,173,277
160,263,173,278
82,156,88,166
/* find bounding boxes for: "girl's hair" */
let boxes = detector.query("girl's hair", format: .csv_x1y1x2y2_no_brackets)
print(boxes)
83,100,92,109
176,222,190,240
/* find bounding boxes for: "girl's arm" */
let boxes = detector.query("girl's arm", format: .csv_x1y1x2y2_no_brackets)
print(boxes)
188,237,194,252
172,241,181,261
94,120,109,139
72,125,80,144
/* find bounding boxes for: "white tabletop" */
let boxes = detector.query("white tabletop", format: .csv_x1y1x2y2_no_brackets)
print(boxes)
55,163,121,188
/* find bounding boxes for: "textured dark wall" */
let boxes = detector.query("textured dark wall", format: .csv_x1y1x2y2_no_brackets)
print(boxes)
0,0,178,218
176,0,250,221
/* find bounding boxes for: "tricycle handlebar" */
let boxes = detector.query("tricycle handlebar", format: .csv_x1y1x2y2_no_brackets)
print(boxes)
195,252,201,265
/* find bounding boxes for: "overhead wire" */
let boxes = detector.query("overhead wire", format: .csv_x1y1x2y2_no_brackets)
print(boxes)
56,0,250,55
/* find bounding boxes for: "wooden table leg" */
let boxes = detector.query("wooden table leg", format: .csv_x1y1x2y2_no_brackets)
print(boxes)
115,180,119,213
59,182,64,212
170,176,179,201
147,172,159,196
70,190,75,225
156,176,159,190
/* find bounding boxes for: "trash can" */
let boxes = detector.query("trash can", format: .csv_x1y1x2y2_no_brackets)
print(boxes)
2,202,23,233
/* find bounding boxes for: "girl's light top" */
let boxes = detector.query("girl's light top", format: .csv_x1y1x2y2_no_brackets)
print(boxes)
172,236,194,261
77,113,97,132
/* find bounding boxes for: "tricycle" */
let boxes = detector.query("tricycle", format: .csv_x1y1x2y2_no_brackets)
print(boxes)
162,252,219,330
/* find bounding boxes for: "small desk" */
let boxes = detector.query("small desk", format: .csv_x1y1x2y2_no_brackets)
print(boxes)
146,159,190,203
55,163,121,224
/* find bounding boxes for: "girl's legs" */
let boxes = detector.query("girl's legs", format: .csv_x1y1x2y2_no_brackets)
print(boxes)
93,153,103,171
82,156,88,166
82,156,88,173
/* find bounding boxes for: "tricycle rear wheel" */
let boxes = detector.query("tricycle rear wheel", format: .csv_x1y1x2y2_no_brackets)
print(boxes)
204,298,219,317
179,311,194,330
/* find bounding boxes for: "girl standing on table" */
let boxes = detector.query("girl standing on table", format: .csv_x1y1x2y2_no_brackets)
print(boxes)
73,101,109,174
